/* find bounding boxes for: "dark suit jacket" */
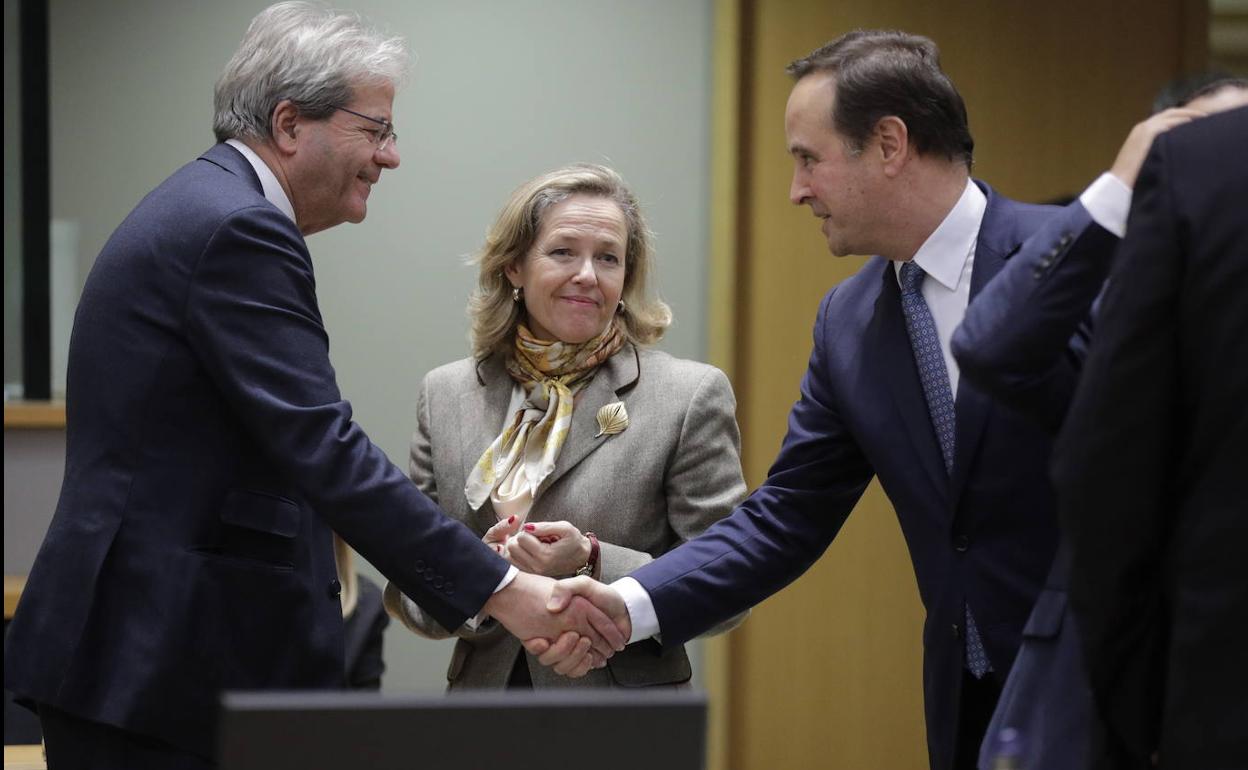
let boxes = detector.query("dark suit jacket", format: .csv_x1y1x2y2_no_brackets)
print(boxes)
1054,106,1248,770
951,197,1121,770
954,200,1117,432
2,143,507,759
631,182,1063,770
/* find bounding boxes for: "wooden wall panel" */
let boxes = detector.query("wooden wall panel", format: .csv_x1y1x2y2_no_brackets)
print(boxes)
718,1,1206,768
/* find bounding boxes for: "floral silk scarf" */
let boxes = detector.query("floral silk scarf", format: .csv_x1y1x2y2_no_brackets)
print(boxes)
464,322,624,514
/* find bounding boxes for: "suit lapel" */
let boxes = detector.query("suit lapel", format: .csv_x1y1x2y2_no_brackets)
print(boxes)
536,344,640,499
458,356,514,520
949,184,1021,505
873,262,950,500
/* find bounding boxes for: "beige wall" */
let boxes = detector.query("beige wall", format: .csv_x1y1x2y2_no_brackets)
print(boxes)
716,1,1206,768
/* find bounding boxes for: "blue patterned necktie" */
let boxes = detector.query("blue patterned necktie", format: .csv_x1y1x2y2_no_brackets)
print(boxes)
898,261,991,678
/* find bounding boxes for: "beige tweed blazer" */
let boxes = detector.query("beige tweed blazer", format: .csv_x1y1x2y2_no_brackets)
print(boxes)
384,344,747,689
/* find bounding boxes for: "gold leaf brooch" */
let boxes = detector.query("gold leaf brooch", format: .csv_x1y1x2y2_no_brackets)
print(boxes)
594,401,629,438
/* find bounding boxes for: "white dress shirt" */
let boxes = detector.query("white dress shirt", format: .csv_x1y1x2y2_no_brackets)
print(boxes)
611,175,1130,645
891,178,986,398
1080,172,1132,237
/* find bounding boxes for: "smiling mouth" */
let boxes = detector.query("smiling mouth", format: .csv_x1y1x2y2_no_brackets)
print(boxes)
561,297,598,307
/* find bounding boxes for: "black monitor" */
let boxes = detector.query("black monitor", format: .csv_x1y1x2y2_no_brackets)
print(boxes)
219,689,707,770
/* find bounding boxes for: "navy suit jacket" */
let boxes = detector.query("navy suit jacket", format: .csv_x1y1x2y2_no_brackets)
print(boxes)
631,182,1062,770
954,200,1117,431
1054,107,1248,769
3,144,507,758
952,197,1120,770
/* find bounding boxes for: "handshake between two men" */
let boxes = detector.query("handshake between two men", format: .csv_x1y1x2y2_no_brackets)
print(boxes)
483,572,632,678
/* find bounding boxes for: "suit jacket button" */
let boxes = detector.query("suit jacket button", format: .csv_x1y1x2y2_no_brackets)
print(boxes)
328,579,342,598
433,576,444,589
952,623,961,639
954,534,970,552
444,581,455,595
415,560,426,572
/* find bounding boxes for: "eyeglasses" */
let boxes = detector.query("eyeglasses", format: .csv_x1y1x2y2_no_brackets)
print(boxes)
334,106,398,151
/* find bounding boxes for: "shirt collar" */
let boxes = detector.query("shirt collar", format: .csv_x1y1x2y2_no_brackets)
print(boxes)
895,178,985,291
225,138,296,225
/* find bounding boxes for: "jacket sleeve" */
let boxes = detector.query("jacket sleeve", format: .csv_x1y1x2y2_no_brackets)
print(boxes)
384,375,506,642
183,206,508,632
952,201,1119,433
632,289,874,647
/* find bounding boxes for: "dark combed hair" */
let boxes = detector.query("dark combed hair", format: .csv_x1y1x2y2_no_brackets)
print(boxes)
786,29,974,169
1152,71,1248,113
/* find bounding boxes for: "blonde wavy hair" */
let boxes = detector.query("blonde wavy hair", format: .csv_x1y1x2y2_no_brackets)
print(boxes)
468,163,672,359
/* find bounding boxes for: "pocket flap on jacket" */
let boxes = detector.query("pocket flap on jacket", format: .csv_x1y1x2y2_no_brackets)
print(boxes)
607,640,693,687
1021,588,1067,639
221,489,301,538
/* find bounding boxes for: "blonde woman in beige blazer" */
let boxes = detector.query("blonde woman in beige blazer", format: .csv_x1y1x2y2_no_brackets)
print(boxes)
385,164,747,688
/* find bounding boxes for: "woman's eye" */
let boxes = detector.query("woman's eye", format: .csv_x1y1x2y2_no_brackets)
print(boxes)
549,247,571,257
598,253,621,264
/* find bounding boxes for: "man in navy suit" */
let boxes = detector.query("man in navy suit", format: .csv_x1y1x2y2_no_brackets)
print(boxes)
952,79,1246,770
3,3,621,767
1053,104,1248,770
541,30,1068,770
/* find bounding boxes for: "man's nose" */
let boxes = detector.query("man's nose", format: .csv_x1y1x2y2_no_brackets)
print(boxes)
789,172,809,206
376,141,400,169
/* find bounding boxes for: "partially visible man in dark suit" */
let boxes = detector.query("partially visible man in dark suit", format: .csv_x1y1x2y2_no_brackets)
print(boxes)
2,3,621,767
952,78,1246,770
1053,104,1248,770
542,29,1075,770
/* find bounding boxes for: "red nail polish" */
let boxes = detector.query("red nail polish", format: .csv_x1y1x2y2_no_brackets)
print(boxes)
524,523,535,531
508,515,516,524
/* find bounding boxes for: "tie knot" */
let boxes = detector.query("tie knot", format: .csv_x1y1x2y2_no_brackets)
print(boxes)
899,261,925,295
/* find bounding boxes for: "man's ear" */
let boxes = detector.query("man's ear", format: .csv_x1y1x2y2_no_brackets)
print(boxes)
271,99,300,155
875,116,909,177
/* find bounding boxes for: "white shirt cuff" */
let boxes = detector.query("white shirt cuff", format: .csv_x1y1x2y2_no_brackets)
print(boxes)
612,576,660,644
1079,172,1131,238
493,565,520,594
465,565,520,631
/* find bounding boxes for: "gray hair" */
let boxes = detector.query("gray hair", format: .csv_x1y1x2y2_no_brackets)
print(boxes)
212,1,408,142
